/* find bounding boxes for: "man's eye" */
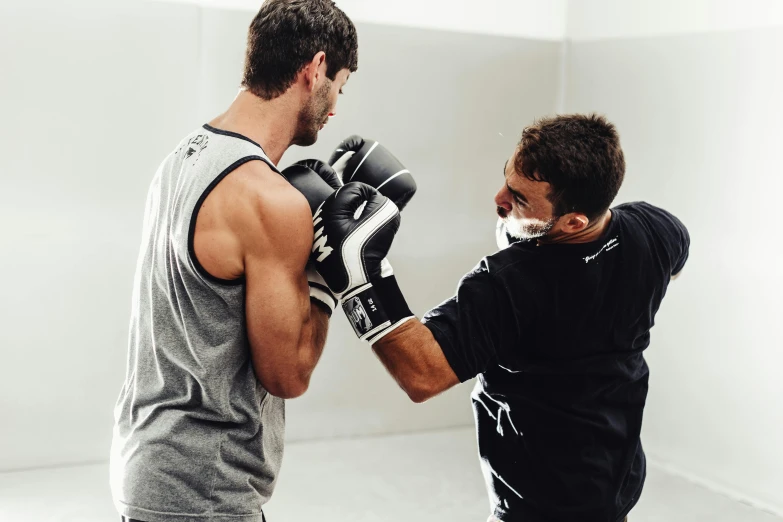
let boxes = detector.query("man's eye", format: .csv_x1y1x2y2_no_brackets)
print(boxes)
514,197,526,206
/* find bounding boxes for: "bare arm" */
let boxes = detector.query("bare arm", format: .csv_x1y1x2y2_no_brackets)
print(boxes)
245,258,330,399
372,320,460,403
371,260,514,403
236,164,330,398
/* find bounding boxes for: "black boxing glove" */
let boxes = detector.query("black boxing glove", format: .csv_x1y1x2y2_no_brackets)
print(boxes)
328,136,418,297
311,182,414,343
282,159,342,213
282,160,343,315
328,135,417,211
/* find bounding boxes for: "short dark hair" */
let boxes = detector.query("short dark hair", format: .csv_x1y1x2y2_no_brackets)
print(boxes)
242,0,359,100
514,114,625,222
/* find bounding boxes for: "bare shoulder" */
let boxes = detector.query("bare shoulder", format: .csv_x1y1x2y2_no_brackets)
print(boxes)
225,160,313,260
194,159,311,280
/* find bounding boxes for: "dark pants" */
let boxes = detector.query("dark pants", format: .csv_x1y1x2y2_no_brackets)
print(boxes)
487,515,628,522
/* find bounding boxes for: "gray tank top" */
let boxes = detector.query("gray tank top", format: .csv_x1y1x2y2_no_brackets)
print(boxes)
111,124,285,522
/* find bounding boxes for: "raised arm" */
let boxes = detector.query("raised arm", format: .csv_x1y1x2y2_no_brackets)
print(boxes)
235,162,330,398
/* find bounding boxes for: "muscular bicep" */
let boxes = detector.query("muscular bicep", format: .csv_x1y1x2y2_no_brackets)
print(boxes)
233,164,316,392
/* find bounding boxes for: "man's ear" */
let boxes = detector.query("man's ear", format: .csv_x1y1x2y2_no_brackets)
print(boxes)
563,213,590,232
302,51,327,92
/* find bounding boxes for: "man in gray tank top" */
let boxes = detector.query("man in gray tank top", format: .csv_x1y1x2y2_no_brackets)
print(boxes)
110,2,358,521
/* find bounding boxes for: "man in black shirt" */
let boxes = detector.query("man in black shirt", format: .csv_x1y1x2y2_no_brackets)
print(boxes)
365,114,689,522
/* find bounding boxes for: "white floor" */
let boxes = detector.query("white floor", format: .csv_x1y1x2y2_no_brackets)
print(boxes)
0,427,779,522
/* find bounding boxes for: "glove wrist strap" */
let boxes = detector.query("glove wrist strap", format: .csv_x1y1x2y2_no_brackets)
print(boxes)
307,266,337,316
309,285,336,316
341,275,413,343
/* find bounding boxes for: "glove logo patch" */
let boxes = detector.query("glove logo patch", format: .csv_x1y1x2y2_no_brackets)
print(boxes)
345,296,372,334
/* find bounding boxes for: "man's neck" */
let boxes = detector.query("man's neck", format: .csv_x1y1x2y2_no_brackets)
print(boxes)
208,89,299,166
538,210,613,245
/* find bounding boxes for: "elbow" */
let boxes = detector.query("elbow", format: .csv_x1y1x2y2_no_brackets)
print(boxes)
253,354,315,400
263,374,310,400
402,377,437,404
407,389,431,404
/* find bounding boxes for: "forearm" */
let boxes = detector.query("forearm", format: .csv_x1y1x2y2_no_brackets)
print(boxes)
372,320,459,403
295,299,331,380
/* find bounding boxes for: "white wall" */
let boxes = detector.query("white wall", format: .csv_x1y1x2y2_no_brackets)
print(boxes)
565,27,783,514
161,0,783,41
0,0,560,470
161,0,568,40
567,0,783,40
0,0,204,471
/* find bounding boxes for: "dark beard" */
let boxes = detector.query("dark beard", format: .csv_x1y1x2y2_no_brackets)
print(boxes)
292,80,331,147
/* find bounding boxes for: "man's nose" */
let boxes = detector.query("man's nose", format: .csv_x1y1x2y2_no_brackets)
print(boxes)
494,186,512,212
